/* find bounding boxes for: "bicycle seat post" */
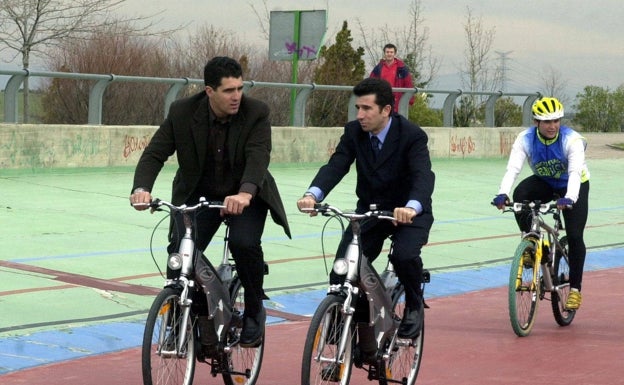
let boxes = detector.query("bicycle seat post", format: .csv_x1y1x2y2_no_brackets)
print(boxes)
380,259,398,296
217,221,233,282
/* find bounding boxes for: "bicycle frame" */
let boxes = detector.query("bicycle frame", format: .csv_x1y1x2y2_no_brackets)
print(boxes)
514,201,569,296
301,203,429,385
154,199,235,354
504,199,575,337
142,197,267,385
318,206,408,363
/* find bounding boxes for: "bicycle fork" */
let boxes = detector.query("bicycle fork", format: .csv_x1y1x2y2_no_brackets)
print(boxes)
316,288,356,369
159,279,194,358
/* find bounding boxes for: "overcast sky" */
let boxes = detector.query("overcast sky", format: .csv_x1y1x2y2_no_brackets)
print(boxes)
3,0,623,104
119,0,623,101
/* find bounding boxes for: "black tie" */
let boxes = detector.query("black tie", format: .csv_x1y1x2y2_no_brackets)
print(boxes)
371,136,381,160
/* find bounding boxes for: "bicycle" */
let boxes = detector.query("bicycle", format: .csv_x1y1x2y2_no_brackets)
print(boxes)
137,197,264,385
300,203,430,385
500,200,575,337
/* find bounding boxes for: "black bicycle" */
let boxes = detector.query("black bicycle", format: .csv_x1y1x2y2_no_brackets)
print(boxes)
137,198,264,385
301,203,429,385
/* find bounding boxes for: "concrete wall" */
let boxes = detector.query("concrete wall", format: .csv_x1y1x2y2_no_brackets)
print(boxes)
0,124,523,169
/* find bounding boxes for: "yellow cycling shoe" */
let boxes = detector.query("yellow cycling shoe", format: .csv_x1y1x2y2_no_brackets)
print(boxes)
565,290,582,310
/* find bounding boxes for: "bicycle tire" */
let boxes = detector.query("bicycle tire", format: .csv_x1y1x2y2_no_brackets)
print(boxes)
221,277,264,385
508,239,540,337
301,294,354,385
551,236,576,326
142,287,196,385
379,284,424,385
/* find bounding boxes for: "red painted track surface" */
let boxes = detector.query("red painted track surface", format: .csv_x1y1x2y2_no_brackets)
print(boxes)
2,268,622,385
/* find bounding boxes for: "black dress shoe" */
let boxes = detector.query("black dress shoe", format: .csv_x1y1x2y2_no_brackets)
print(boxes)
239,307,266,347
201,343,219,359
397,306,423,339
354,345,378,367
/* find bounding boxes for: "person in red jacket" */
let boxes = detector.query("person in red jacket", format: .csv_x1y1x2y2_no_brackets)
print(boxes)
369,43,415,112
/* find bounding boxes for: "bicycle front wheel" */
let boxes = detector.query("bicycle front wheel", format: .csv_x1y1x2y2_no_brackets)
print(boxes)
222,277,264,385
379,285,424,385
142,287,196,385
508,239,540,337
301,294,354,385
551,236,576,326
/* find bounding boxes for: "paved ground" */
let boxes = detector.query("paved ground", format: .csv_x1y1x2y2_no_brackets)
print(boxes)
1,132,623,384
2,265,623,385
582,132,624,159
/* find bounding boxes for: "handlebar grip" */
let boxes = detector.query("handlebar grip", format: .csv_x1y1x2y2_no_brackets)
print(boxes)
314,203,329,210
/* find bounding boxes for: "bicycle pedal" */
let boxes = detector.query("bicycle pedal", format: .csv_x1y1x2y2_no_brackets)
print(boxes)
366,364,379,380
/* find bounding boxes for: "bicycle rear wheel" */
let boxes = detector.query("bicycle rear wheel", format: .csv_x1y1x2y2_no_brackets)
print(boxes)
221,277,264,385
551,236,576,326
301,294,354,385
379,285,424,385
508,239,540,337
142,287,196,385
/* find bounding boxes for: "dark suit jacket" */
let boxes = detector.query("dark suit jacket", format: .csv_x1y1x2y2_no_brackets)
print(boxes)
133,91,291,238
310,114,434,240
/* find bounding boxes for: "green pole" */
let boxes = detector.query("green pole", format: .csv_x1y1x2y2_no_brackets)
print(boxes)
290,11,301,126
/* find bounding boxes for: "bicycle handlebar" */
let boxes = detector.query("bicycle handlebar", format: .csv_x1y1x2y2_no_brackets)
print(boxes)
500,200,562,215
133,197,226,212
303,203,396,222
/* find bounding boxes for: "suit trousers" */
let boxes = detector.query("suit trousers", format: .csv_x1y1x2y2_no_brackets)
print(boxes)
167,198,269,316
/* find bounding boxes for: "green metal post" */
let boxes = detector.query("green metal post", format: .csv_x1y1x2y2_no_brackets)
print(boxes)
290,11,301,126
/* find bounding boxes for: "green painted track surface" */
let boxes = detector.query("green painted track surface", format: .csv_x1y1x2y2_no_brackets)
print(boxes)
1,158,622,338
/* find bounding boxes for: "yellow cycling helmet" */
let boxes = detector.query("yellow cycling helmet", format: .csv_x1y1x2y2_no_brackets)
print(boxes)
532,97,564,120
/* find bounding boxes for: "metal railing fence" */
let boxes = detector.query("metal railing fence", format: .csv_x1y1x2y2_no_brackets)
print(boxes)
1,68,540,126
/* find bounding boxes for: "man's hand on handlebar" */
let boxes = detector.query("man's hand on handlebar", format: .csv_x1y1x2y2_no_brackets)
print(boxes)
130,188,152,211
393,206,417,225
222,192,252,216
297,194,318,216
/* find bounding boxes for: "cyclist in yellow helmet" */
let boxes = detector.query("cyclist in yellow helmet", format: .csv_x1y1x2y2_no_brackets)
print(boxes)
493,97,590,310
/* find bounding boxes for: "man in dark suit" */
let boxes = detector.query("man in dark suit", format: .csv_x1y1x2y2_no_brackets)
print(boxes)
297,78,434,351
130,56,290,350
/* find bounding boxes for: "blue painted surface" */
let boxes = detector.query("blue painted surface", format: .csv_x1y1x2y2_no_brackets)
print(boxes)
0,248,621,374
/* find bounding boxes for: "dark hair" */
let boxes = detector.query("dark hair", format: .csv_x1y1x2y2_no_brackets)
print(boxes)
383,43,397,52
203,56,243,89
353,78,394,110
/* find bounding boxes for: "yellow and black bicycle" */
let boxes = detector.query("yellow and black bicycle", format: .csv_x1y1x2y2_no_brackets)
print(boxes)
501,200,575,337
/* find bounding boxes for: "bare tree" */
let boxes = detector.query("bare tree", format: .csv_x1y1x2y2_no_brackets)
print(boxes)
457,6,499,126
170,21,311,126
357,0,439,87
0,0,172,122
248,0,271,40
171,24,257,81
539,64,570,106
41,21,175,125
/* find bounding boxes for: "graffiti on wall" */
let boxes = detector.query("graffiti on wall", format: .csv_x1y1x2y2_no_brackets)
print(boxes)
63,133,100,159
499,132,516,155
123,134,151,158
450,134,476,155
